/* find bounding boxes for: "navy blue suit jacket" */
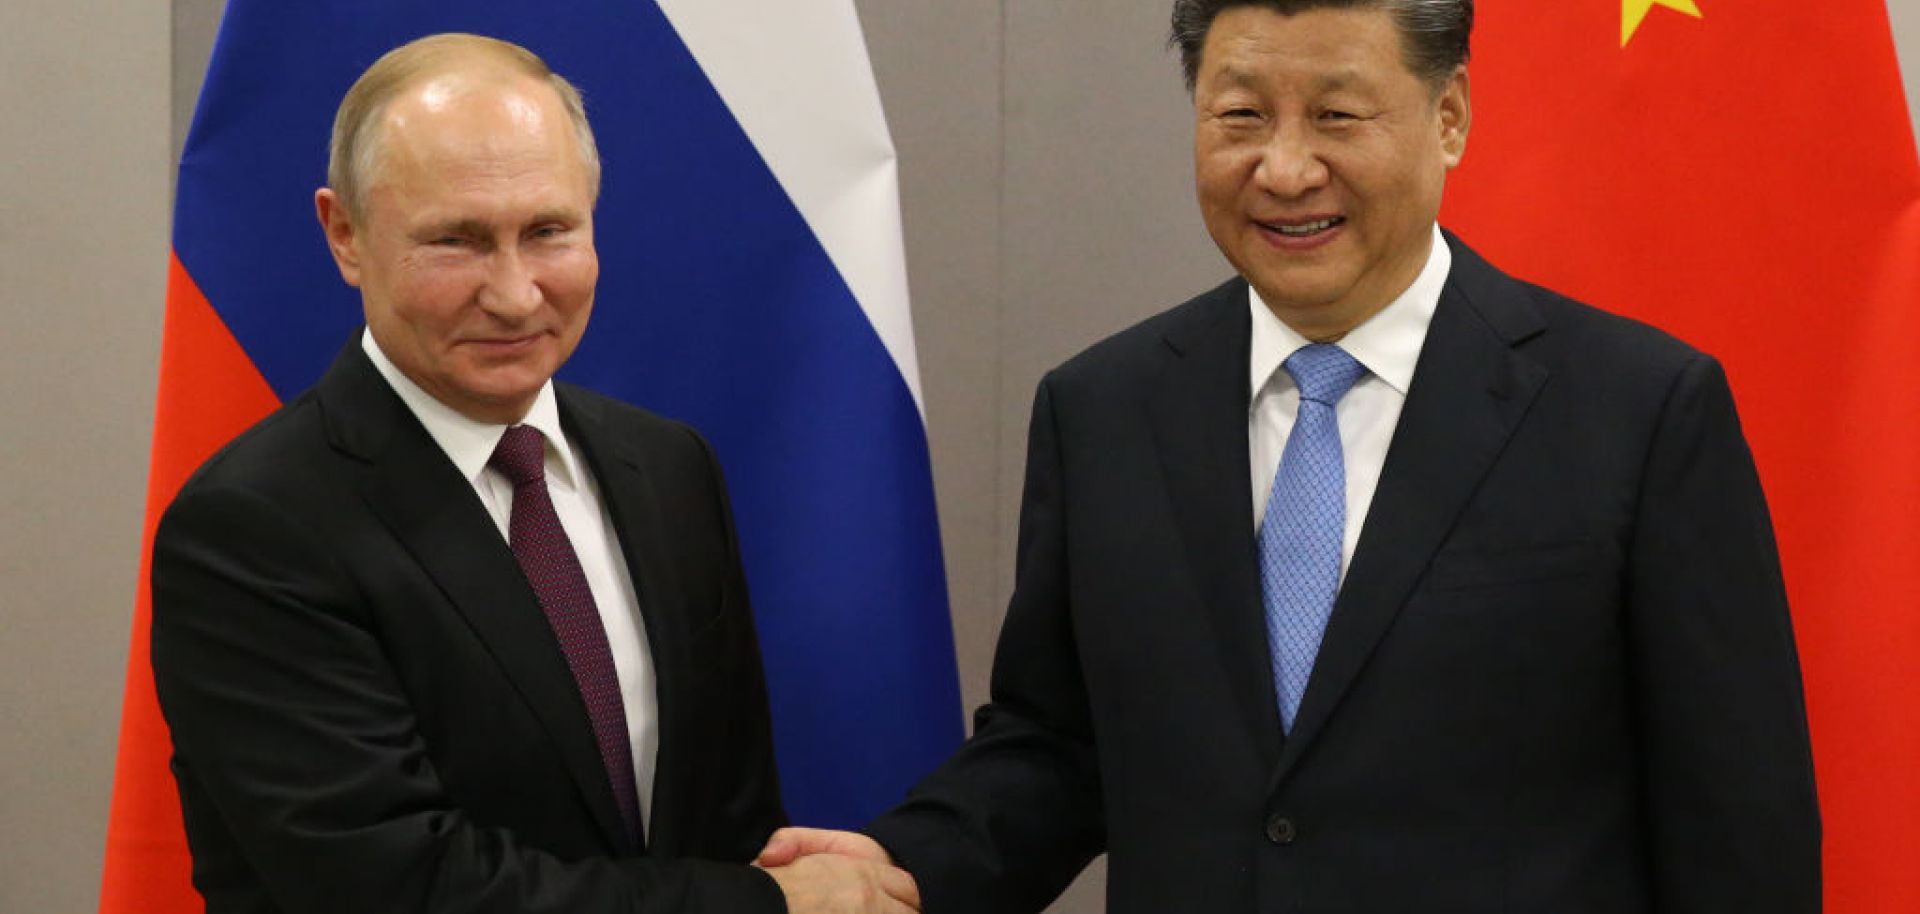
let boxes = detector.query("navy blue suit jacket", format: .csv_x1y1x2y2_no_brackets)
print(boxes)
868,233,1820,913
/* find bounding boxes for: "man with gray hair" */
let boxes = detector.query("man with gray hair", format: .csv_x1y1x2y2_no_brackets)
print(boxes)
152,33,918,914
759,2,1821,910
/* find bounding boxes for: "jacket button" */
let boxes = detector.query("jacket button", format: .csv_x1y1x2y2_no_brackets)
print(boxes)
1265,815,1297,845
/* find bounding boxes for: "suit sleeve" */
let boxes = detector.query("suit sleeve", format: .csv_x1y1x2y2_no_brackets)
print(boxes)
865,376,1106,914
685,424,791,858
151,480,786,914
1624,354,1821,912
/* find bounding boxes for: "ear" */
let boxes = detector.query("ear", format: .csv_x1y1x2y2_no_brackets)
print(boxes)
1437,67,1471,167
314,188,364,287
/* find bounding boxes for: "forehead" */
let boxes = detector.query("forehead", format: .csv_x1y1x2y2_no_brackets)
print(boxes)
384,72,573,159
1197,5,1411,89
358,80,593,231
369,75,589,202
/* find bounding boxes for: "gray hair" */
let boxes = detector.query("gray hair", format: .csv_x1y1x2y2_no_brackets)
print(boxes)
1169,0,1472,92
326,33,601,220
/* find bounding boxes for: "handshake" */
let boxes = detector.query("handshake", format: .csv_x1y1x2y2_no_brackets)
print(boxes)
756,827,922,914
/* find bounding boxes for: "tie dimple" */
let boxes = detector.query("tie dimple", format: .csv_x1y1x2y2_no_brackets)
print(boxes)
490,425,546,486
1288,342,1366,406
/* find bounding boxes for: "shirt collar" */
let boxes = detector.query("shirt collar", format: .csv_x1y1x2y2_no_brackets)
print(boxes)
361,329,584,492
1248,223,1451,401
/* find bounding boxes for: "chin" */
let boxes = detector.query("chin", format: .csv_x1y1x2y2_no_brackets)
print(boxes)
1249,272,1352,310
456,369,545,403
478,381,546,406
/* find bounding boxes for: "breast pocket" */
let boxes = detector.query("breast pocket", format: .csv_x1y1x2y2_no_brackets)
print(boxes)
1421,538,1611,594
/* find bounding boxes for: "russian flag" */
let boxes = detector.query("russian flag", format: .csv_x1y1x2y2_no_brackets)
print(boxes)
100,3,963,911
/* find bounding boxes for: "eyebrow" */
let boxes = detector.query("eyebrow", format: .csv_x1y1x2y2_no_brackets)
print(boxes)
415,218,492,240
527,209,585,226
413,211,583,239
1290,68,1369,94
1318,70,1361,91
1205,65,1372,94
1209,65,1262,90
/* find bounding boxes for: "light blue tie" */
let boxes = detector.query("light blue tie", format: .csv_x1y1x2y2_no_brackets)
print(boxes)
1259,343,1365,733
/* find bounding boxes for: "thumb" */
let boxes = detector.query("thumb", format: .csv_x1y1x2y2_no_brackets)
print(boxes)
754,830,798,867
877,863,921,909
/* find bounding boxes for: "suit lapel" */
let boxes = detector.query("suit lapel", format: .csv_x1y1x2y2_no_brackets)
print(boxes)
1148,280,1286,768
559,389,688,856
1270,236,1550,789
315,344,635,853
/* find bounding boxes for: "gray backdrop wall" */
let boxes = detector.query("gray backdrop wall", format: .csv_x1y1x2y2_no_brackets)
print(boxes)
6,2,1919,911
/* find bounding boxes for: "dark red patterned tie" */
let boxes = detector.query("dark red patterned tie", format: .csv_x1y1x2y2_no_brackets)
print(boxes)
489,425,643,846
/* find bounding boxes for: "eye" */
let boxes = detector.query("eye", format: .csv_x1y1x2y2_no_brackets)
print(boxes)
430,236,468,247
1320,109,1358,122
1213,106,1266,131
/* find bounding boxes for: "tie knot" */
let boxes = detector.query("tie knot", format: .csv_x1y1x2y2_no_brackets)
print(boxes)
489,425,548,487
1284,344,1365,405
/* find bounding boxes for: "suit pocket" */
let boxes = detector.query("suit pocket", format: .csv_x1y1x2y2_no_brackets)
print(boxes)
1421,538,1608,593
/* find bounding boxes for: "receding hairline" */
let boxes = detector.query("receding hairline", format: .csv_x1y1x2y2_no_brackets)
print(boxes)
326,33,600,220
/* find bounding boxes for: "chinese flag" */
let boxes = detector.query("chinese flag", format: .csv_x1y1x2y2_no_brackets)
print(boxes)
1443,2,1920,912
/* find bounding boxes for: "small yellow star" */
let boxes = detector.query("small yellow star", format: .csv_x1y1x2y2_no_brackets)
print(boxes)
1622,0,1703,46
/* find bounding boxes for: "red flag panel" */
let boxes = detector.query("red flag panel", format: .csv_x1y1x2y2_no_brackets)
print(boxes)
1444,3,1920,911
98,253,281,914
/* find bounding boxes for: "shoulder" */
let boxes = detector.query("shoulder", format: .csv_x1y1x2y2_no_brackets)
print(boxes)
1447,234,1713,387
170,390,336,506
166,338,408,509
149,389,369,616
556,383,714,458
554,383,732,505
1043,276,1247,395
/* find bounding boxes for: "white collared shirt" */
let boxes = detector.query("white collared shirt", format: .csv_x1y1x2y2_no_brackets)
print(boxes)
362,330,658,833
1249,224,1450,583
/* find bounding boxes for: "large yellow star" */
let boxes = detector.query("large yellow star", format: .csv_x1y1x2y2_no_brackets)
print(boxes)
1622,0,1703,46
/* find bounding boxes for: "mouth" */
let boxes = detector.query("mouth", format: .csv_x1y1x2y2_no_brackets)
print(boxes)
1256,216,1345,237
463,333,544,351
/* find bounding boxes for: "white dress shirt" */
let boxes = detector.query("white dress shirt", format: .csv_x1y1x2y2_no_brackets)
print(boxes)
362,330,658,832
1249,224,1450,583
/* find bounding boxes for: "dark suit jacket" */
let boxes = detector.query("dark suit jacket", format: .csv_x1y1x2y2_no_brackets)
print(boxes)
152,342,788,913
867,234,1820,913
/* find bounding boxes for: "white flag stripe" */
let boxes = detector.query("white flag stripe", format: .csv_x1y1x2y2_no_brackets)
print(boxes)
653,0,926,414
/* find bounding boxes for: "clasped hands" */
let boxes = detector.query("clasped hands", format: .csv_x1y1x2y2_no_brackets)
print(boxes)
757,827,920,914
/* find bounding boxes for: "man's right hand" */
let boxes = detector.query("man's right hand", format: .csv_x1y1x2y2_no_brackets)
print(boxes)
761,852,920,914
757,827,895,868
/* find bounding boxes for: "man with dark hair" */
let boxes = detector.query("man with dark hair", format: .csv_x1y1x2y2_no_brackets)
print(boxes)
152,33,919,914
762,1,1820,911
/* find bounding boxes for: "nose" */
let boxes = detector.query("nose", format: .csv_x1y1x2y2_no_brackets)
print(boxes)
1252,124,1330,199
477,246,542,318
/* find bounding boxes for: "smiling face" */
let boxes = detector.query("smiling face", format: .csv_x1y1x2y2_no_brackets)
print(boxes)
1192,4,1469,340
316,65,598,424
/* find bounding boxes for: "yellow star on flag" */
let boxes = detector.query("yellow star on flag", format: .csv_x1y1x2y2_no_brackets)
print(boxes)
1622,0,1703,46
